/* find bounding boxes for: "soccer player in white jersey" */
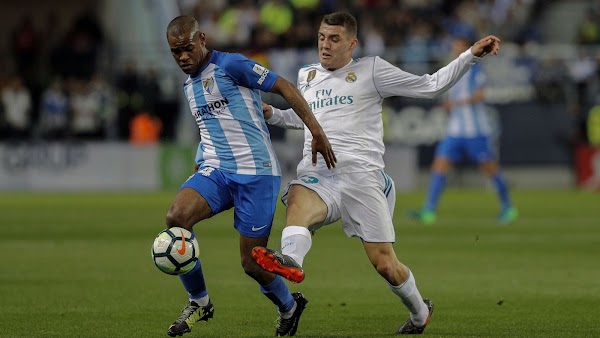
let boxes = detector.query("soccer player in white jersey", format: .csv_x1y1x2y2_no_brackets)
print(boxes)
162,16,336,337
409,36,517,225
251,12,500,335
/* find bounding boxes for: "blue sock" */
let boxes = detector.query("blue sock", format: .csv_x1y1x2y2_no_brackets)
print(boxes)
179,260,208,299
492,173,511,210
424,173,446,212
179,232,208,299
260,275,295,313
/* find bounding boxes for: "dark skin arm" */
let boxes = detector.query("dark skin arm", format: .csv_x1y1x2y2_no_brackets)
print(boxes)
270,76,337,169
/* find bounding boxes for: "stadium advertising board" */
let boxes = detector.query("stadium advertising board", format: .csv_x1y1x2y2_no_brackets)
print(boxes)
0,142,159,191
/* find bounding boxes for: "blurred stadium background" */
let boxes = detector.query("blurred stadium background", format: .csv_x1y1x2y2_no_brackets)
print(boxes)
1,0,599,191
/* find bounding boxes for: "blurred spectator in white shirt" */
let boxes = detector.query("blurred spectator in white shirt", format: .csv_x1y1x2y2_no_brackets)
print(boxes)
1,75,32,139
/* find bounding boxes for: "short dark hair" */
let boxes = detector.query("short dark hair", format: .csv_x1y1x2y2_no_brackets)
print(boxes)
166,15,199,37
453,35,474,47
322,12,357,38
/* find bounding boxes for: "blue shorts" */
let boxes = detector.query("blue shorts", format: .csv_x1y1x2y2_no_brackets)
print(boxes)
435,136,495,164
180,167,281,238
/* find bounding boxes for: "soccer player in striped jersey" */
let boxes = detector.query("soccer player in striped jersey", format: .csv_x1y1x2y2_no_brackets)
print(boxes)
251,12,500,335
409,36,518,225
163,16,336,337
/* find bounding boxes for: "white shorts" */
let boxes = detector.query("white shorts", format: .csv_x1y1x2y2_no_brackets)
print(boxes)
281,170,396,243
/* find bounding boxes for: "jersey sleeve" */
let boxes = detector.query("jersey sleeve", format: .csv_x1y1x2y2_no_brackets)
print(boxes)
266,106,305,130
220,53,279,92
263,67,308,129
373,49,481,99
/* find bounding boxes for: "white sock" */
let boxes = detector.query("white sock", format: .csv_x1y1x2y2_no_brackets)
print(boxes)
281,226,312,267
387,270,429,327
278,300,297,319
190,295,210,307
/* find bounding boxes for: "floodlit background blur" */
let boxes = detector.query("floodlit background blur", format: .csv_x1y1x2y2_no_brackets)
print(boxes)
1,0,600,191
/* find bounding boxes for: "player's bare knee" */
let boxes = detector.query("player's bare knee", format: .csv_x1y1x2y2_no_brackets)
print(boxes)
432,157,451,173
286,201,302,214
480,161,499,175
240,255,261,277
166,206,190,230
373,258,395,280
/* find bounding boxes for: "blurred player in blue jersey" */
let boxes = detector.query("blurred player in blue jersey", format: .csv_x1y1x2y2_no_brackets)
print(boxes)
409,36,518,225
162,16,336,337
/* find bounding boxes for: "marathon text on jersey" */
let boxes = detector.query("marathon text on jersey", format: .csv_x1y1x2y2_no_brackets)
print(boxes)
194,97,229,121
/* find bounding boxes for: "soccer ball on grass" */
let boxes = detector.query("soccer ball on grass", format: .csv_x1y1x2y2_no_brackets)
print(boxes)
152,227,199,275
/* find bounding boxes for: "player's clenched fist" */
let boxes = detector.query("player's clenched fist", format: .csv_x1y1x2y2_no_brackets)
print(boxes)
471,35,501,57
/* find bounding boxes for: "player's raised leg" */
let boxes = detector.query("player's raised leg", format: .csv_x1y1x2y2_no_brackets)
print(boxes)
165,187,215,337
252,184,328,283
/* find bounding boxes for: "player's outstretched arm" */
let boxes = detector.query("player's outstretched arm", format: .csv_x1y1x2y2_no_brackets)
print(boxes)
374,35,499,100
471,35,501,57
262,103,305,129
270,76,337,168
262,103,274,120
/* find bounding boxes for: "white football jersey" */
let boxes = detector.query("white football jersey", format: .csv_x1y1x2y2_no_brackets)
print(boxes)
268,49,480,176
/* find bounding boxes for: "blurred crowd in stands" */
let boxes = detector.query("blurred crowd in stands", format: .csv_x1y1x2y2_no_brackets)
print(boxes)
1,0,600,147
184,0,545,57
1,8,175,143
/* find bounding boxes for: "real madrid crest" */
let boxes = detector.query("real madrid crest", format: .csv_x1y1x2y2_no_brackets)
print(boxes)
345,71,357,83
307,69,316,83
203,77,215,95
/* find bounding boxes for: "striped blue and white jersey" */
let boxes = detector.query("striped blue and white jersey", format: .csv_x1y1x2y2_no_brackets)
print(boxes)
446,63,491,137
185,50,281,176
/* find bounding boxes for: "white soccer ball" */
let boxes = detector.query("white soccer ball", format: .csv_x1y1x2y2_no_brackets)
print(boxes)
152,227,199,275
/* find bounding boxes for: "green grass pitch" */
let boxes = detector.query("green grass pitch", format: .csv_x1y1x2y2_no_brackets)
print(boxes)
1,189,599,337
